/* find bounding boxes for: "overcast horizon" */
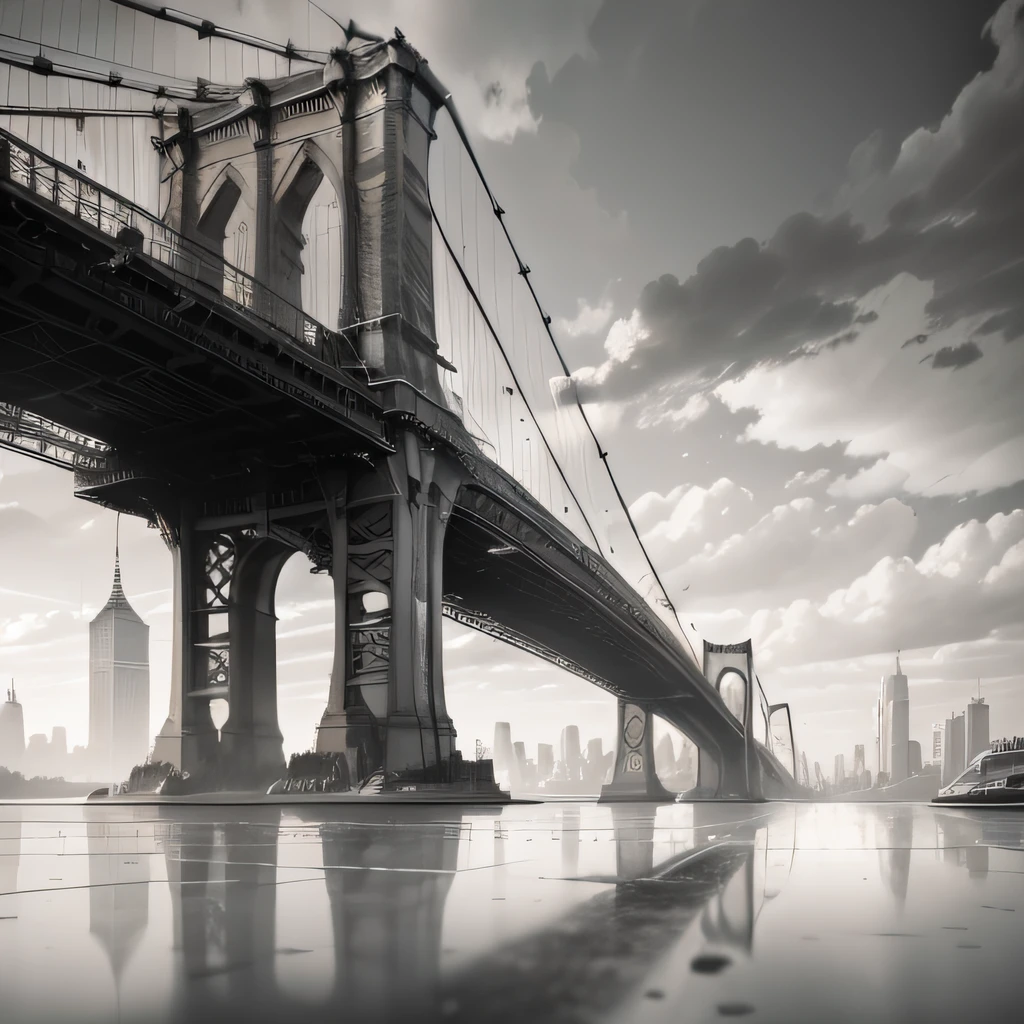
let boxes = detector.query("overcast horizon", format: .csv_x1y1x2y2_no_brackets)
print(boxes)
1,0,1023,778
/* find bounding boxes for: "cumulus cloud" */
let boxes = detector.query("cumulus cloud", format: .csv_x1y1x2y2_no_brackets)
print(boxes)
631,477,756,561
717,277,1024,495
658,495,918,604
554,297,614,338
578,0,1024,416
751,509,1024,667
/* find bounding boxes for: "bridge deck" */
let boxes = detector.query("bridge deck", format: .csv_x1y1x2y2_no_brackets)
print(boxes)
0,132,391,491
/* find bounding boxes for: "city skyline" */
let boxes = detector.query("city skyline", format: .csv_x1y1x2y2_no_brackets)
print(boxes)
1,0,1023,775
0,508,1016,781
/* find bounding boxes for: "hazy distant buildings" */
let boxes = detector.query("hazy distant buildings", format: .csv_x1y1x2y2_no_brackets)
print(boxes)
51,726,68,771
876,654,910,784
942,713,965,787
834,753,846,785
0,683,25,773
23,726,73,779
24,733,50,778
560,726,583,783
908,740,922,776
537,743,554,781
966,697,990,766
89,552,150,781
492,722,517,790
853,744,865,779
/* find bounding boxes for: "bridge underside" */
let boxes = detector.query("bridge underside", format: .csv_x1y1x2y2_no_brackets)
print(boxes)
442,506,740,759
0,181,389,506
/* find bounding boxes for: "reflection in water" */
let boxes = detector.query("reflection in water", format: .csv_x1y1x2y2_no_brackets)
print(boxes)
876,805,914,904
562,805,581,879
440,805,797,1022
0,807,20,896
932,810,1024,878
3,803,1017,1022
155,808,462,1022
87,820,150,1004
158,810,282,1020
320,810,463,1021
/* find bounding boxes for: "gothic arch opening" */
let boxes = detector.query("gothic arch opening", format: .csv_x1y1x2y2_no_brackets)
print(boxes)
300,176,344,330
196,165,255,305
274,141,346,330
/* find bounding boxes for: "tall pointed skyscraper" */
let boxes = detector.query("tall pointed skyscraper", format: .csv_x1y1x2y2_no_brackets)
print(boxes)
0,681,25,773
877,653,910,785
89,537,150,781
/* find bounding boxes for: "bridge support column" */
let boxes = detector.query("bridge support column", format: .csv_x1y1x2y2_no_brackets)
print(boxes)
315,470,352,758
152,518,219,772
600,700,673,802
313,439,463,787
219,537,291,786
610,803,656,878
382,438,460,781
694,743,763,800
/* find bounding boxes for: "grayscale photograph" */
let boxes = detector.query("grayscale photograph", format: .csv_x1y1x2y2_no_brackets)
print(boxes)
0,1,1022,1021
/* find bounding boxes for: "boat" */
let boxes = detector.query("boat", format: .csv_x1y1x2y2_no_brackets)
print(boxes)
933,739,1024,806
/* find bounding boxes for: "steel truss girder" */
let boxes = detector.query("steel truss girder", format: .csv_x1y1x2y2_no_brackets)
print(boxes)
441,600,623,696
0,401,111,470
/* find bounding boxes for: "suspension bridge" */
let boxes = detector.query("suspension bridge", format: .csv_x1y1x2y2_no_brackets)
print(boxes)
0,1,799,798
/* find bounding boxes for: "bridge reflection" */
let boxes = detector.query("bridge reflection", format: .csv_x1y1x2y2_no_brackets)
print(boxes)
4,803,1020,1023
140,804,798,1023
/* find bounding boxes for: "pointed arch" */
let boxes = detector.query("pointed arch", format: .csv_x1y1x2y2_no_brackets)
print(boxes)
272,139,347,326
194,163,257,300
198,162,256,238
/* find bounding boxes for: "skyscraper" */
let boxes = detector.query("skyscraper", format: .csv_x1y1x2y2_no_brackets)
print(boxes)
908,740,922,775
537,743,554,782
931,722,944,766
966,695,990,765
853,744,865,779
560,725,583,782
492,722,518,790
0,682,25,773
834,753,846,786
89,549,150,782
942,713,965,787
877,654,910,784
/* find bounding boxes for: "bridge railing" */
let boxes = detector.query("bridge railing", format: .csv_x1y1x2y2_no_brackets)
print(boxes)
0,128,363,374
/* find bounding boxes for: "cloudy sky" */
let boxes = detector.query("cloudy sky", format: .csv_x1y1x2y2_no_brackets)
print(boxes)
2,0,1023,778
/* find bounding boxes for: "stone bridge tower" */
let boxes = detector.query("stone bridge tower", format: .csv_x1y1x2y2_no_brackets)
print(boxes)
147,32,472,789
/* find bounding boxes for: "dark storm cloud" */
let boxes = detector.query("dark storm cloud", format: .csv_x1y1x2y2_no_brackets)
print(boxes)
927,341,984,370
578,0,1024,402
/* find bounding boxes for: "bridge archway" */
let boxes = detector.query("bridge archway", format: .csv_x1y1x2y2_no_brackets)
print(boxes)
716,668,747,726
272,548,336,766
273,140,347,324
196,163,256,301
